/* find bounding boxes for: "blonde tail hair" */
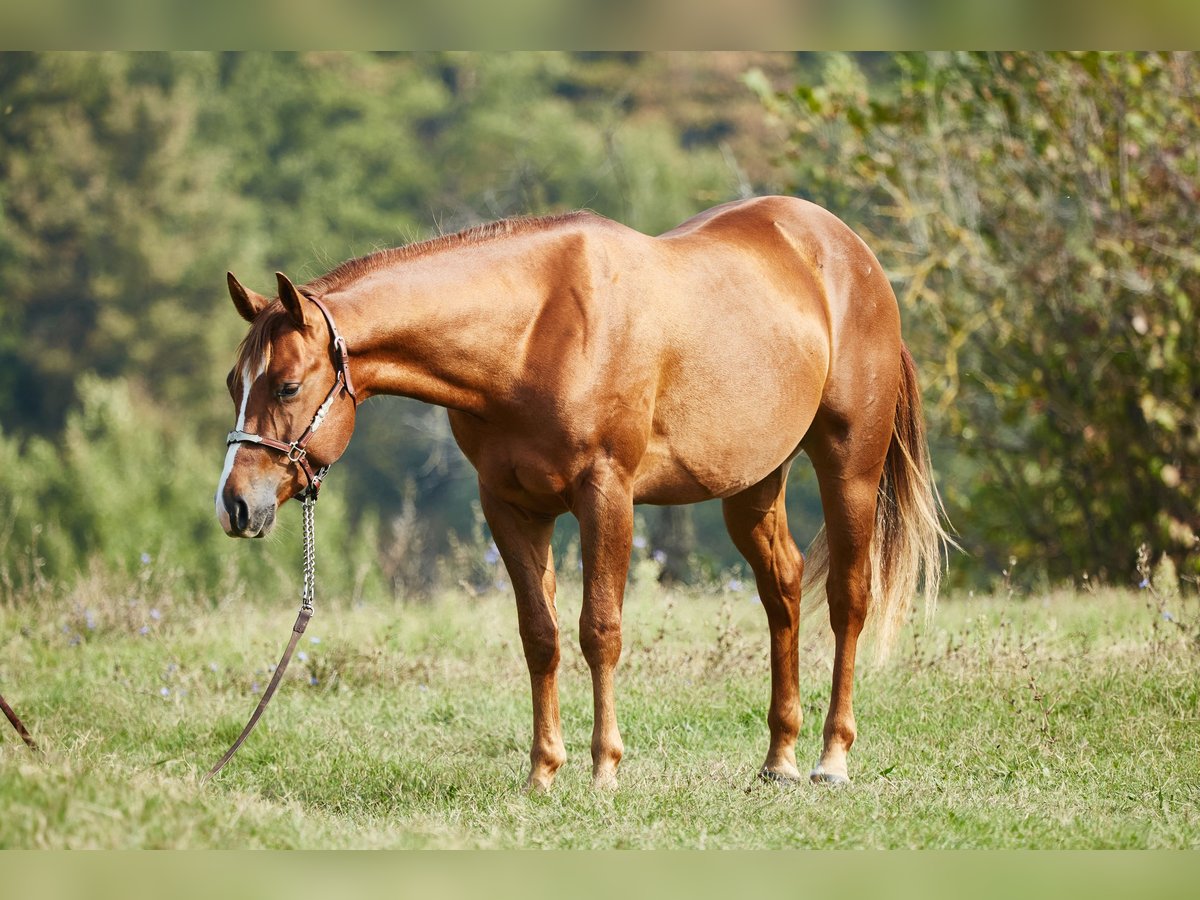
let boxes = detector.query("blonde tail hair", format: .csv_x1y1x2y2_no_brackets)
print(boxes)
802,343,954,660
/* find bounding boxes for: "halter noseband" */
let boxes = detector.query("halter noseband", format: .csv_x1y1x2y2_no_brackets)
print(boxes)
226,296,358,501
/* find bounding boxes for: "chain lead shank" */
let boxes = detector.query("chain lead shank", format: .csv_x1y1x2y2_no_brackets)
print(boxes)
301,494,317,612
202,496,318,784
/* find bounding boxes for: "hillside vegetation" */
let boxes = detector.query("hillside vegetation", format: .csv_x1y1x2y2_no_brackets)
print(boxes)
1,51,1196,608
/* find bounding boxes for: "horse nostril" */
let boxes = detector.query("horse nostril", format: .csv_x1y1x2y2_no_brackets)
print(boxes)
231,497,250,533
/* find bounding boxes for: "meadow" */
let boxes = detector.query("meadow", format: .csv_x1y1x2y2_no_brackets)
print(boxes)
1,567,1197,850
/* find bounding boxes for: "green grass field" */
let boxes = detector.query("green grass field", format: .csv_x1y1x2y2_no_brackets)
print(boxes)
1,572,1197,849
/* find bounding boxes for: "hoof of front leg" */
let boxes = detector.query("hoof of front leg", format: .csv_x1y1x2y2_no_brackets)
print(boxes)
524,754,565,794
591,743,622,789
758,765,804,786
524,773,556,794
591,767,620,790
809,763,851,786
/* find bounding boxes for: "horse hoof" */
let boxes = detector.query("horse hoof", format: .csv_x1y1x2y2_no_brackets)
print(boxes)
809,765,851,786
592,770,620,791
758,767,803,786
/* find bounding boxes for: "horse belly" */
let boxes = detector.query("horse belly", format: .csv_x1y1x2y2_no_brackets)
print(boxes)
635,344,825,503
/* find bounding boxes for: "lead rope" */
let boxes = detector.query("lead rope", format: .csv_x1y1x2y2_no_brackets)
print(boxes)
202,494,317,784
0,690,39,754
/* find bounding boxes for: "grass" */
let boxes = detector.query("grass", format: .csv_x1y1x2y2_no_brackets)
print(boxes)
1,570,1198,849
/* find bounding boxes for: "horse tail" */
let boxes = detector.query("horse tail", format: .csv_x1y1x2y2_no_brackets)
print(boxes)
802,342,953,660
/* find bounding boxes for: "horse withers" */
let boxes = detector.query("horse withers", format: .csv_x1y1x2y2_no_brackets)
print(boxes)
214,196,949,790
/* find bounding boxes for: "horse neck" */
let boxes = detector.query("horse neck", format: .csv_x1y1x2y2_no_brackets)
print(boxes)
331,234,570,414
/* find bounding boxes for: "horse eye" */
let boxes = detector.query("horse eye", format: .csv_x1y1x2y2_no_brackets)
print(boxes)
277,382,301,399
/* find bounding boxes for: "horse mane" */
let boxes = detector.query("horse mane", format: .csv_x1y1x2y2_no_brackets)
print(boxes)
302,211,596,297
232,211,594,376
233,302,288,378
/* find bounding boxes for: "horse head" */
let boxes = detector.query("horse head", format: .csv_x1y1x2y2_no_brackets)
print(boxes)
215,271,357,537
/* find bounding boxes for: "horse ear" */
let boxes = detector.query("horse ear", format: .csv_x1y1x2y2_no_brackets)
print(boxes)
227,272,270,322
275,271,308,329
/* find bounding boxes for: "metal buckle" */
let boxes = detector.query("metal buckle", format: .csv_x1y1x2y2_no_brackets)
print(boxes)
297,469,324,502
286,442,307,464
226,430,260,446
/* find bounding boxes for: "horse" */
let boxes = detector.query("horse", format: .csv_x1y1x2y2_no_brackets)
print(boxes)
214,195,949,790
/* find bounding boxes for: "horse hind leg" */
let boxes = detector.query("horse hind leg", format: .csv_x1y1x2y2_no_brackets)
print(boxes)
803,414,891,785
722,464,805,783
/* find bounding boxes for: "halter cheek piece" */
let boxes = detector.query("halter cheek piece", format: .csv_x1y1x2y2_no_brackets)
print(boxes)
226,296,357,500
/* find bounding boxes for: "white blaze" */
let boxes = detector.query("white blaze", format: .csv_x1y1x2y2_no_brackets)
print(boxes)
215,360,262,530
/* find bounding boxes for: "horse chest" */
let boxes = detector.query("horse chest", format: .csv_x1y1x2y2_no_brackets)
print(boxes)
446,410,579,512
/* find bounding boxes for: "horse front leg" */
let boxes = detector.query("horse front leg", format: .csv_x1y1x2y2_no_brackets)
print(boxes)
574,460,635,788
479,483,565,792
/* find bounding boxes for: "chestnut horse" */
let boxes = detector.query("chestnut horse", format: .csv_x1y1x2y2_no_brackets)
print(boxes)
215,196,948,789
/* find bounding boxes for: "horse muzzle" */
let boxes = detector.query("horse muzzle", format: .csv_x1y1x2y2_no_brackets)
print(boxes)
220,493,277,538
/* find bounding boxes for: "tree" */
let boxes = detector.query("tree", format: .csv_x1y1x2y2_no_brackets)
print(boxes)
2,52,786,587
0,52,252,434
755,52,1200,583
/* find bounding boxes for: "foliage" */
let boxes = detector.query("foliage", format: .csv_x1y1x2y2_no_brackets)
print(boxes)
0,52,251,434
754,51,1200,583
0,375,382,601
0,51,766,589
4,51,1196,593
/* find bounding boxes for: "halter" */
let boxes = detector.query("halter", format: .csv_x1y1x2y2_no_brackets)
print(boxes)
225,296,357,501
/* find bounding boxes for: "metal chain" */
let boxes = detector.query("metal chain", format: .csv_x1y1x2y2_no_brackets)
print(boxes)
300,494,316,612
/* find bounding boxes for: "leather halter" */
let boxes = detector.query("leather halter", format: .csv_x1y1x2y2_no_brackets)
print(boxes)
226,296,357,500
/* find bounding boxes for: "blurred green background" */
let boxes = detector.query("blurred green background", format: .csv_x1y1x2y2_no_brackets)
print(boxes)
1,51,1196,602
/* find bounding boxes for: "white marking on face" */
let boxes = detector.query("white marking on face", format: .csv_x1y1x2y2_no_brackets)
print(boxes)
215,359,263,530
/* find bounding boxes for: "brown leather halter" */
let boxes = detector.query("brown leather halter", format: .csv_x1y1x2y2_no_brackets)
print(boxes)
225,295,358,500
